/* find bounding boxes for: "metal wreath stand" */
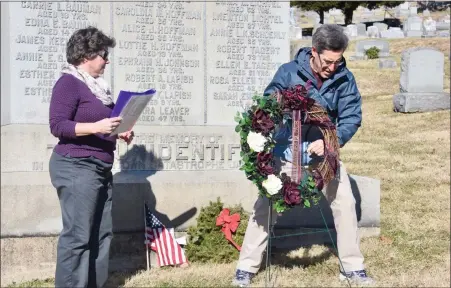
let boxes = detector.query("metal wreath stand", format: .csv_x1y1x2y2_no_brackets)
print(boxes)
263,110,352,288
265,199,351,288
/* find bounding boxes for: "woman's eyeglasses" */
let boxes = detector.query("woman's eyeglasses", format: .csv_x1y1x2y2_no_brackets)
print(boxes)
98,50,109,61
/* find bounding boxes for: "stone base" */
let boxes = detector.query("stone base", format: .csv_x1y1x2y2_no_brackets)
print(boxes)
271,227,380,250
422,32,437,38
438,31,450,37
1,170,380,236
379,58,397,69
1,126,381,237
348,55,367,61
1,227,379,286
405,30,423,37
393,92,451,113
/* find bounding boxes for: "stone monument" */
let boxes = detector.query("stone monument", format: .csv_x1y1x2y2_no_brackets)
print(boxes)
393,47,450,112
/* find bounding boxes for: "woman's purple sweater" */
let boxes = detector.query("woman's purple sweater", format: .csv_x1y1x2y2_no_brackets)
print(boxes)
49,74,116,163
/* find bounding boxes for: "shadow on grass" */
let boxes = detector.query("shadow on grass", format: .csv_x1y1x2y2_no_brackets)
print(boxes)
261,245,336,271
106,270,143,287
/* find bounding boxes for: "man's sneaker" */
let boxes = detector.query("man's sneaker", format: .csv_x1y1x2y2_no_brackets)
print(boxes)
231,269,255,287
339,270,375,285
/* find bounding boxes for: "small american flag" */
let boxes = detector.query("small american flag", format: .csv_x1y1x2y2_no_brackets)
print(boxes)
144,203,187,267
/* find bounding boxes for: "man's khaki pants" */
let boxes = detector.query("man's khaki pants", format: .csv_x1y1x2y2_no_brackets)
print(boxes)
236,159,364,274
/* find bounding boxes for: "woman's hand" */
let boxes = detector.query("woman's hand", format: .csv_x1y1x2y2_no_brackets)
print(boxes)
118,130,134,144
94,117,122,134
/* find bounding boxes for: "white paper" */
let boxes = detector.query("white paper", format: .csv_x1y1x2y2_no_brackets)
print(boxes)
110,93,155,136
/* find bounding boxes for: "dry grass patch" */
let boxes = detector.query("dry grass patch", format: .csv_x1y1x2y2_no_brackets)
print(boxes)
388,38,450,55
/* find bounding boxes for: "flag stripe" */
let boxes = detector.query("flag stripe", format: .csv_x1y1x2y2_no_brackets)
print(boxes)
163,228,174,265
144,203,187,267
153,229,164,266
160,228,169,266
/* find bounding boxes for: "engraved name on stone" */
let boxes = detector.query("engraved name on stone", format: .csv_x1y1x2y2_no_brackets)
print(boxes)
113,133,242,171
10,1,109,123
113,2,204,126
206,2,288,125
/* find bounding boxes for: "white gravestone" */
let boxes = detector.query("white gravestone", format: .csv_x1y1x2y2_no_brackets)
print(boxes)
289,7,303,40
422,17,437,37
367,26,380,38
381,28,405,39
393,47,450,112
357,23,366,37
373,22,388,32
355,39,389,58
404,16,423,37
345,24,358,38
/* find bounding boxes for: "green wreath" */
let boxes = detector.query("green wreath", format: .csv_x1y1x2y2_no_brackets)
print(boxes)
234,83,340,213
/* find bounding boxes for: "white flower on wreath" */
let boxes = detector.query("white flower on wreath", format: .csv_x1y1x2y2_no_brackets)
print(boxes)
262,174,283,195
246,131,266,152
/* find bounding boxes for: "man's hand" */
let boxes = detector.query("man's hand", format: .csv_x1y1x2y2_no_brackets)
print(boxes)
118,130,134,145
307,139,324,156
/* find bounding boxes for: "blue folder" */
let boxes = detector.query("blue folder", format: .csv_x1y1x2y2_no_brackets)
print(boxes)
111,89,156,117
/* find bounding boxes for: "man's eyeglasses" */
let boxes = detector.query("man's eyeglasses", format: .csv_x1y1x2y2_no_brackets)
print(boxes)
318,54,343,67
98,50,109,61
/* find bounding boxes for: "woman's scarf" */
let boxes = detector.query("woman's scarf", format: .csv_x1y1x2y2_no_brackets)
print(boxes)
60,64,113,106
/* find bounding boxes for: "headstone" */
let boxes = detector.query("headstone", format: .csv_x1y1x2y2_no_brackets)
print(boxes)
304,11,320,24
438,30,450,37
399,2,409,10
404,16,423,37
357,23,366,37
367,26,380,38
289,7,303,40
0,1,290,234
329,8,342,16
409,7,418,15
355,39,390,58
345,24,358,38
381,28,405,39
396,2,410,18
436,21,450,31
422,17,437,37
379,58,397,69
423,9,430,17
393,47,450,112
373,22,388,32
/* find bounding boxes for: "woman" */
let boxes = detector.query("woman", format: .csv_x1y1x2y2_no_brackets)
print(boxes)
49,26,133,288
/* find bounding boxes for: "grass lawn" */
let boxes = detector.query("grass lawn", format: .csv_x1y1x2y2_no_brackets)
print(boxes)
9,38,450,287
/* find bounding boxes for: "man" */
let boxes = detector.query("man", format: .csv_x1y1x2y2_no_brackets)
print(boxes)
232,24,373,286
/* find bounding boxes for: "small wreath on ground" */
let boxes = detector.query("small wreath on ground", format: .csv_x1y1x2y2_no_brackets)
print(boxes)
234,83,340,213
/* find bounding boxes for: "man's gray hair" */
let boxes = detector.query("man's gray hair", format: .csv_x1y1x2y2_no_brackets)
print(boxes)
312,24,349,54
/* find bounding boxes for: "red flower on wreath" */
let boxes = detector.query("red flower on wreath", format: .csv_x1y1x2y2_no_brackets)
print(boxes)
282,179,302,206
280,82,314,111
256,152,274,176
251,109,274,136
312,170,324,191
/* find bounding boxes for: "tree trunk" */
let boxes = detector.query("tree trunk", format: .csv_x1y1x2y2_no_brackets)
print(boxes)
319,10,324,24
344,8,354,25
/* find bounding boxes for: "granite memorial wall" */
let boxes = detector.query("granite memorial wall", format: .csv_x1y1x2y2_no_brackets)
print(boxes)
1,1,290,235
